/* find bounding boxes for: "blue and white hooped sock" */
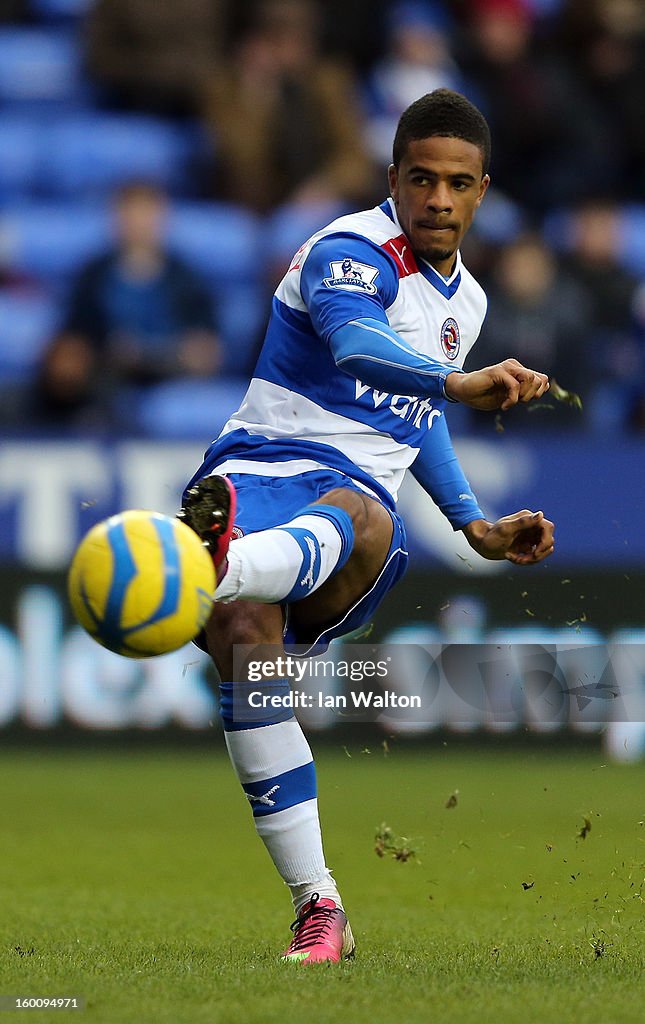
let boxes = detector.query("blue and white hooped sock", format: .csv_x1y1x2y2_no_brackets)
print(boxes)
220,680,342,912
215,504,354,604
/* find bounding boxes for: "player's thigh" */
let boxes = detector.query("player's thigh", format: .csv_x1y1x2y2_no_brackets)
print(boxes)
291,487,393,629
204,601,284,681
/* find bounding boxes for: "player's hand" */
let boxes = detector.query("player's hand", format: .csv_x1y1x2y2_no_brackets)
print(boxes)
463,511,555,564
445,359,549,410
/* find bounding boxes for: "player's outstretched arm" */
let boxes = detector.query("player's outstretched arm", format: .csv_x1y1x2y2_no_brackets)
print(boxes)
445,358,549,411
410,413,485,530
462,510,555,565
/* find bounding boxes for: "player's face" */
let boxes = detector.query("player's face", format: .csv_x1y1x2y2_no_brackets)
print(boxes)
388,136,489,275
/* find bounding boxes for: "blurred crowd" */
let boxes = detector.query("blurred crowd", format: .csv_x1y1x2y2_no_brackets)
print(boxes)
0,0,644,436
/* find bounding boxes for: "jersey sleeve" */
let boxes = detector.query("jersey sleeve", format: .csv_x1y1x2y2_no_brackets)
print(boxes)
329,318,463,400
410,413,485,530
300,231,399,344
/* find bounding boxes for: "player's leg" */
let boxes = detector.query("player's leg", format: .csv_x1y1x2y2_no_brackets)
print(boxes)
204,487,392,907
179,476,393,612
288,487,394,639
180,475,395,961
205,599,355,962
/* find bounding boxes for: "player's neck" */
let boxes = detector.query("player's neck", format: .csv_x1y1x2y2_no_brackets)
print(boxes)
420,252,460,280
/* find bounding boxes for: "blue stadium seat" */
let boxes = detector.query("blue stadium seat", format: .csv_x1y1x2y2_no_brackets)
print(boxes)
134,378,249,439
214,280,266,374
0,115,42,198
0,204,110,281
0,290,59,383
543,203,645,276
167,203,263,282
620,205,645,276
0,113,196,200
264,199,348,267
45,115,192,197
469,187,524,245
0,29,84,104
167,203,266,368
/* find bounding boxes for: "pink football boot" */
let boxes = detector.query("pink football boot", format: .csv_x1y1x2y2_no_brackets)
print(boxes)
178,474,237,580
281,893,355,964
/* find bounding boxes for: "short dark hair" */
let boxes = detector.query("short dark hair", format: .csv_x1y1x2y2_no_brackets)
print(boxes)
392,89,491,174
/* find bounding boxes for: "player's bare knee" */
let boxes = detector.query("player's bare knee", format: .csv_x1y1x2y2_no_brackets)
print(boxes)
314,486,369,529
314,487,390,547
205,602,283,678
207,602,281,647
315,486,392,571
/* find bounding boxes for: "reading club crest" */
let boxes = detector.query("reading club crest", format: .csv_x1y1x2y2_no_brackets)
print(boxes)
323,258,379,294
440,318,461,360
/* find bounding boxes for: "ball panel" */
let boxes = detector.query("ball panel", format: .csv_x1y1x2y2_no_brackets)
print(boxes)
127,517,215,654
118,514,178,639
67,524,116,641
67,510,216,658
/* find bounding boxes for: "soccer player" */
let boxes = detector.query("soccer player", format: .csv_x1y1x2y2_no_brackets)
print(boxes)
179,89,555,963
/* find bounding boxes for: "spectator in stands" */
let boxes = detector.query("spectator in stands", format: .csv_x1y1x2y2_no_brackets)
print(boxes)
364,1,469,168
201,0,375,213
459,0,612,212
314,0,391,75
564,199,644,431
467,232,593,426
559,0,645,199
85,0,226,117
33,181,221,427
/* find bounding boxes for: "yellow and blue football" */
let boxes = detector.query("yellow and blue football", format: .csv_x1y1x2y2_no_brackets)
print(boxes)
67,510,215,658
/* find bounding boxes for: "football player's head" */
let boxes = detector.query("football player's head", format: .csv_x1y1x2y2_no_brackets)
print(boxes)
388,90,490,274
392,88,491,176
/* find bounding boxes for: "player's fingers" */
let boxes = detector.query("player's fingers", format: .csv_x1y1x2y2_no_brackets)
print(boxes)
492,511,540,544
501,357,527,374
503,359,546,381
536,514,554,536
499,372,522,410
506,533,555,563
506,516,555,563
500,360,550,401
497,510,546,548
519,372,550,402
534,543,555,561
499,509,541,529
533,518,555,555
522,542,555,563
506,543,555,565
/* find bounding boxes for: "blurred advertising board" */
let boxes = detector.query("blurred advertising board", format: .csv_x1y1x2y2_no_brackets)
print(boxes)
1,569,644,760
1,436,644,754
1,435,645,570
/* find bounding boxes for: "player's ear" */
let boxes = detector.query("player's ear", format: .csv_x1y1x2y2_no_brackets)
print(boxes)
388,164,399,204
476,174,490,207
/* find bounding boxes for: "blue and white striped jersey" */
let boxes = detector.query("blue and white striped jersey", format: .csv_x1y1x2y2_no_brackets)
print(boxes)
204,198,487,505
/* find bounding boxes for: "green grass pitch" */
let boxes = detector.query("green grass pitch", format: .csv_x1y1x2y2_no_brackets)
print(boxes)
1,740,643,1023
